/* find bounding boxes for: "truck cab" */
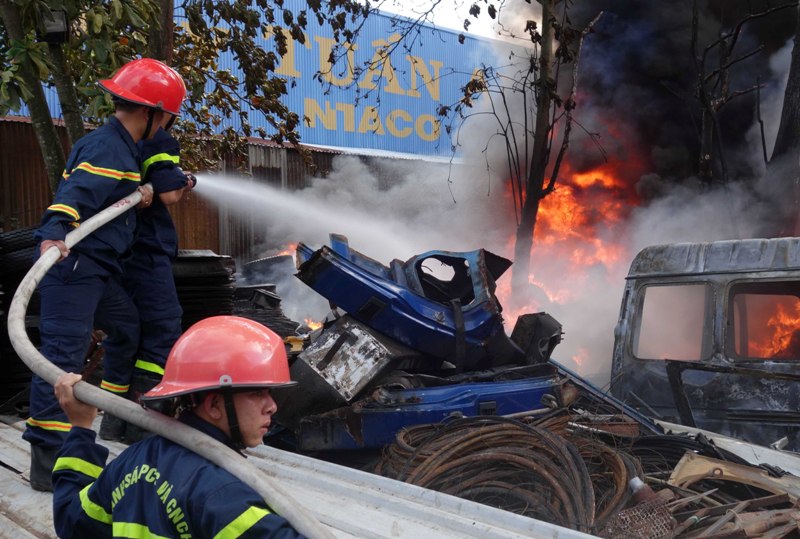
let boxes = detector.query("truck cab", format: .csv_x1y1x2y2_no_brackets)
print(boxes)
609,237,800,450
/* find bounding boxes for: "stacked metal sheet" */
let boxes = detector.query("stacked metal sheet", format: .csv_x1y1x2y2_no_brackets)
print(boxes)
172,250,236,331
0,227,38,417
232,284,301,337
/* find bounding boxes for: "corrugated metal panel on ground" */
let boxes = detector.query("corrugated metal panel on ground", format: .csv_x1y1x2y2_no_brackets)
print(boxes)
0,415,595,539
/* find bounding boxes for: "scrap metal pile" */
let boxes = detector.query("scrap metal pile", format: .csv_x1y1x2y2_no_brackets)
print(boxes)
254,234,800,539
375,398,800,538
5,226,798,537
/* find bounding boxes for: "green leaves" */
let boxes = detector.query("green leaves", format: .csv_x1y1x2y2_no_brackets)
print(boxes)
6,38,51,78
2,0,370,171
0,64,31,115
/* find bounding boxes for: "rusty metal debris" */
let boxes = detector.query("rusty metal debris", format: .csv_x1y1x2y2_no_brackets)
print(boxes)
376,409,800,538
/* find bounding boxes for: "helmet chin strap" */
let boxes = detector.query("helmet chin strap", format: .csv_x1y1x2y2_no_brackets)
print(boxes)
142,108,157,140
222,389,245,450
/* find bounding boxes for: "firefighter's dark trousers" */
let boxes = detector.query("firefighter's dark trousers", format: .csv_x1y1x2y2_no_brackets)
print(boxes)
23,252,139,449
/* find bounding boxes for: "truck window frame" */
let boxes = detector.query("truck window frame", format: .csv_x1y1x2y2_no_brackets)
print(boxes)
630,281,715,362
726,279,800,362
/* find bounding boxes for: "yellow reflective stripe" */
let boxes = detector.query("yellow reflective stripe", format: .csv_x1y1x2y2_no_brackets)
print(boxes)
79,483,112,524
27,417,71,432
74,162,140,182
47,203,80,220
100,380,129,394
112,522,172,539
213,506,270,539
53,456,103,479
142,152,179,177
134,360,165,376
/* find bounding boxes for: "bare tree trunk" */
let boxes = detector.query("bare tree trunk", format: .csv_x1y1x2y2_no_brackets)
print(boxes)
771,6,800,163
0,0,65,195
47,43,86,146
698,109,715,184
770,5,800,234
147,0,174,62
511,0,554,298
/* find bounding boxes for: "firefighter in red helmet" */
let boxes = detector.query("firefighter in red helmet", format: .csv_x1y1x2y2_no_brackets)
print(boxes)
25,58,187,492
52,316,307,538
96,59,197,445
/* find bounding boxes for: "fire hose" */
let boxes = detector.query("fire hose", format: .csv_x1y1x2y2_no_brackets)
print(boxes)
6,185,335,539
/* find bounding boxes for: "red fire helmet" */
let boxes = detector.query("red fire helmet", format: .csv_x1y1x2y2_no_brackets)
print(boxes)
142,316,296,401
99,58,186,116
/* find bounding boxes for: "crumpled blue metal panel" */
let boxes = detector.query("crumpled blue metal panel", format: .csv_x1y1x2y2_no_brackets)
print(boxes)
295,234,521,370
296,375,561,450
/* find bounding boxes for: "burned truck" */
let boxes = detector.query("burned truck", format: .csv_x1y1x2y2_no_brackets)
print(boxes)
609,237,800,450
269,233,568,451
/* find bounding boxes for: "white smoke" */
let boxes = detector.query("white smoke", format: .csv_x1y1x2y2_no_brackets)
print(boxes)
195,150,516,326
193,8,795,390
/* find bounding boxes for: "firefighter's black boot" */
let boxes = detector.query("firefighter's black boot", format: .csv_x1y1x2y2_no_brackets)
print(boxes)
99,411,126,442
30,444,58,492
124,372,163,444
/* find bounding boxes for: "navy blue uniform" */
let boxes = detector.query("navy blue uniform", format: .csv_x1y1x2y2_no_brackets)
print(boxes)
101,128,187,394
53,413,307,539
25,117,141,449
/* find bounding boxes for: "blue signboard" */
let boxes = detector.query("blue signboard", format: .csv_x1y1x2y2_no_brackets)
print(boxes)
180,2,500,157
17,3,502,158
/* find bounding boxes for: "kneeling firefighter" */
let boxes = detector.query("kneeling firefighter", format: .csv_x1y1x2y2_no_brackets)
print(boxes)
52,316,307,538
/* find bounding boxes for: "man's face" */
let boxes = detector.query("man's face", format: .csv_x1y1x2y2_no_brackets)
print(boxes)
232,389,278,448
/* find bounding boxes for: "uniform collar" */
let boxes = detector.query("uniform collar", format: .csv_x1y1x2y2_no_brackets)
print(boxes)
179,411,245,454
108,115,140,159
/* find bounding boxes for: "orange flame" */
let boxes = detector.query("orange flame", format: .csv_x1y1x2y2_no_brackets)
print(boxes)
572,347,589,367
496,161,638,326
304,318,323,331
749,302,800,358
276,242,298,257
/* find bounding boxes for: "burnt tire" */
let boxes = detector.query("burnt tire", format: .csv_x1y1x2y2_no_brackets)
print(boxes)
0,227,36,255
0,247,35,278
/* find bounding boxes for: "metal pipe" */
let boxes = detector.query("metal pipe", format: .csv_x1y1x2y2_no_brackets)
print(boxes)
7,186,335,539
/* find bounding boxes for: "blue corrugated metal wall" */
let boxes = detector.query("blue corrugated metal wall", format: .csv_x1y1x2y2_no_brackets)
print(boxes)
14,2,501,157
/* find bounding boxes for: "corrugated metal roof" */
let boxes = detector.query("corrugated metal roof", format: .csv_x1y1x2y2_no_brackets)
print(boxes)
0,415,594,539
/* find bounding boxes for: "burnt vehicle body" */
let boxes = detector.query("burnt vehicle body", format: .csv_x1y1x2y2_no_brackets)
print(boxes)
610,237,800,450
274,234,566,450
294,233,524,370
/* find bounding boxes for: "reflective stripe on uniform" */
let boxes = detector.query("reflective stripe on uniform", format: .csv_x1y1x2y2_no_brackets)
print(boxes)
101,380,130,394
26,417,71,432
134,360,165,376
112,522,172,539
142,152,180,177
79,483,112,524
213,506,270,539
73,162,141,183
54,456,103,479
47,203,80,221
